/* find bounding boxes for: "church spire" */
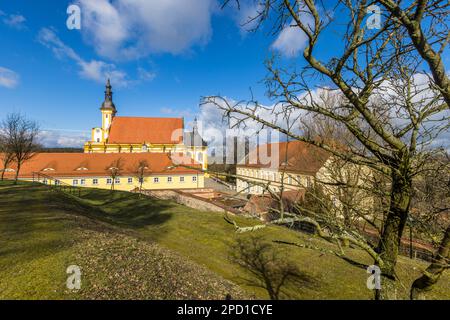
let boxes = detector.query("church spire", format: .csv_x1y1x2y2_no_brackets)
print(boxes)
193,117,198,133
101,78,117,114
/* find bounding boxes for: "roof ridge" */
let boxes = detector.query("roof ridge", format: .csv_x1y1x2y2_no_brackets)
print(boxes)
113,116,183,120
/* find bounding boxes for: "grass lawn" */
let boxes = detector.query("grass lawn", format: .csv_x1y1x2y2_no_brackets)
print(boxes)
1,181,449,299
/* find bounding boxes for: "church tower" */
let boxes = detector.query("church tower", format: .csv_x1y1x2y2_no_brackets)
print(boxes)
100,79,117,140
91,79,117,144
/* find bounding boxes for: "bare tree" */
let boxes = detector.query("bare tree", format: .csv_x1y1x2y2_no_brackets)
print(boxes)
207,0,449,299
106,158,124,191
374,0,450,108
0,113,40,184
0,136,14,181
409,154,449,299
133,159,150,195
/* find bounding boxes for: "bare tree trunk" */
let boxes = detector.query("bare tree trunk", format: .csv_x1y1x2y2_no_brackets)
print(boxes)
376,167,412,299
14,163,21,184
0,155,13,181
139,181,143,198
265,280,277,300
410,225,450,300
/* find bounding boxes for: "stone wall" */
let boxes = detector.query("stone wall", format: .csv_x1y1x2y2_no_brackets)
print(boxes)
141,189,240,215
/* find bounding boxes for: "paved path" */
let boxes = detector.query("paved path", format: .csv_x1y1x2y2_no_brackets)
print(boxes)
204,177,235,193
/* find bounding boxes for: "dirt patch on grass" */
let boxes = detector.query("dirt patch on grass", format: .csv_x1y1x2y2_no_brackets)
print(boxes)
70,226,251,300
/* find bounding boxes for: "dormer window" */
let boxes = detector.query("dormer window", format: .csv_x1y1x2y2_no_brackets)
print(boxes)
4,168,15,172
142,144,148,152
76,167,89,171
43,168,55,171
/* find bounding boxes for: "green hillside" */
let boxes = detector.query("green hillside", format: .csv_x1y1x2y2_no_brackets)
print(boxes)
0,181,448,300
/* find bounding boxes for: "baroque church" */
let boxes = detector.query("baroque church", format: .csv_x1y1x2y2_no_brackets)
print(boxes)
84,79,208,171
3,80,208,191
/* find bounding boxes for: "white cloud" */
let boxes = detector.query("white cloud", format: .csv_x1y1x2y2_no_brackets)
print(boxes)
1,11,27,30
271,22,309,57
3,14,26,29
39,129,90,148
78,60,128,85
137,67,156,81
77,0,216,60
0,67,20,88
198,97,299,153
160,107,193,118
37,27,130,87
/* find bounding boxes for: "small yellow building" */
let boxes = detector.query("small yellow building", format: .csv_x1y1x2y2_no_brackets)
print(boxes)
237,140,374,217
236,141,328,194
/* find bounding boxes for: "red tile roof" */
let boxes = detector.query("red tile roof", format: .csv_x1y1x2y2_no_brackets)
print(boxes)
239,140,330,174
107,117,184,144
2,153,201,178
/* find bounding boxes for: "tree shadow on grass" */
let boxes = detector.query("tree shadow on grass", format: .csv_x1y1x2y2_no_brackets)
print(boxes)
229,235,320,300
0,184,173,265
53,188,175,230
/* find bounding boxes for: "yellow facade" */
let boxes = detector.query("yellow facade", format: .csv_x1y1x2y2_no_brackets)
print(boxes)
236,167,313,194
32,174,204,191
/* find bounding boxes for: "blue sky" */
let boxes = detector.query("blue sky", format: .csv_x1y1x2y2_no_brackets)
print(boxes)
0,0,293,147
1,1,447,148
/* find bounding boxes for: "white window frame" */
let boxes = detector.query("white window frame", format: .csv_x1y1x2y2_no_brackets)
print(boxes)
115,177,121,184
106,178,112,185
167,177,172,183
128,177,133,184
72,180,78,186
180,176,185,183
93,178,98,185
80,179,86,186
153,177,159,183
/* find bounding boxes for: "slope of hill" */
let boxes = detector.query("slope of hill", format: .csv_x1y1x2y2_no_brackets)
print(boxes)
0,182,248,299
0,181,448,299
